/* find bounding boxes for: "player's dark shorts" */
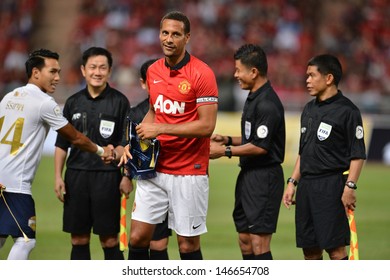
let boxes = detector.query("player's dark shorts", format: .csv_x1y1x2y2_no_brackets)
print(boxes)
233,164,284,234
63,169,122,235
296,173,350,250
0,192,36,239
152,218,172,241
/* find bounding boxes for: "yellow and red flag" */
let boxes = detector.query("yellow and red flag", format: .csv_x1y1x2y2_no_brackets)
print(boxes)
119,194,128,251
348,209,359,260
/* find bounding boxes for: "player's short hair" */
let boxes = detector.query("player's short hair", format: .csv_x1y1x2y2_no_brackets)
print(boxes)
25,49,59,78
161,11,190,34
82,47,113,68
234,44,268,77
308,54,343,86
140,58,158,81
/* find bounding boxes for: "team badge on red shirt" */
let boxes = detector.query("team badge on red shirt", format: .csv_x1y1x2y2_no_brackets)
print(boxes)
178,80,191,94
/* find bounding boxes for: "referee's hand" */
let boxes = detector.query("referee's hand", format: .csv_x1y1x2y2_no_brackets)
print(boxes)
342,186,356,214
283,184,296,209
120,176,133,199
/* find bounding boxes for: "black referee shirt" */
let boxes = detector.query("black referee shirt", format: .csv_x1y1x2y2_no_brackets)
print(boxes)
55,84,130,171
240,81,285,169
299,91,366,176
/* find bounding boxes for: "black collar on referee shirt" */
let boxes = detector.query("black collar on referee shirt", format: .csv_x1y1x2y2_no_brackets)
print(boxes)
84,83,111,100
315,90,342,106
247,80,272,101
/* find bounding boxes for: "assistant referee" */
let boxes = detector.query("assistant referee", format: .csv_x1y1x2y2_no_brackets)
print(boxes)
283,54,366,260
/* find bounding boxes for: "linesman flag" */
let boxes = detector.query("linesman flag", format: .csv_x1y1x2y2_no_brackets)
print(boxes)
119,194,128,251
348,209,359,260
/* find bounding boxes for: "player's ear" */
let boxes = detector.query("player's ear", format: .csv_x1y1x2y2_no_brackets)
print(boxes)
140,78,147,90
32,67,40,79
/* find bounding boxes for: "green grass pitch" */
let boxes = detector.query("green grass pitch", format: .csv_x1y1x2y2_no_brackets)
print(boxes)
1,157,389,260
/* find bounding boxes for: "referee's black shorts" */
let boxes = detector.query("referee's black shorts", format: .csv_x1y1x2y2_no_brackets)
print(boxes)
233,164,284,234
63,169,122,235
152,218,172,241
296,173,350,250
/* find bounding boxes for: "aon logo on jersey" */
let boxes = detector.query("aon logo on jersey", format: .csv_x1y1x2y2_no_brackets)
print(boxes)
154,94,185,114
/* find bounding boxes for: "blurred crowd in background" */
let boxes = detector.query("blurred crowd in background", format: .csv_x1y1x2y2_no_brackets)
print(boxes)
1,0,389,113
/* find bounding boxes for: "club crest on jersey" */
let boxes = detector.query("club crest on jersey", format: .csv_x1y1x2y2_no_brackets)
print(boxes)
317,122,332,141
178,80,191,94
99,120,115,138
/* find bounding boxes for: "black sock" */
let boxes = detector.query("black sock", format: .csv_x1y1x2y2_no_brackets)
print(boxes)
242,253,255,260
103,245,124,260
128,245,150,260
71,244,91,260
254,251,273,260
180,249,203,260
150,249,169,260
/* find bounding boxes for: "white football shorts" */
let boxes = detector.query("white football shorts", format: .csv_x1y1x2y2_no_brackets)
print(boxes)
132,172,209,237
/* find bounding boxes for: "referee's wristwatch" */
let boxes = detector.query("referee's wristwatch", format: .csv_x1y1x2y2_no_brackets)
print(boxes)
287,177,298,187
345,181,357,190
225,146,232,158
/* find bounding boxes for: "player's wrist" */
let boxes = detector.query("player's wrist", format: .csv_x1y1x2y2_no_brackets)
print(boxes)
95,144,104,156
345,180,357,190
287,177,298,187
226,136,233,146
225,146,232,158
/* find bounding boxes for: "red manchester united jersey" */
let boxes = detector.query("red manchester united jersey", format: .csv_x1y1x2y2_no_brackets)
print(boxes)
147,52,218,175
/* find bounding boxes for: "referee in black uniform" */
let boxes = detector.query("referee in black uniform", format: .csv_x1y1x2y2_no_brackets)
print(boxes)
210,44,285,260
54,47,130,260
283,54,366,260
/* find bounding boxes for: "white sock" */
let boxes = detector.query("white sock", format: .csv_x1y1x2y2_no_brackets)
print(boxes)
7,237,36,260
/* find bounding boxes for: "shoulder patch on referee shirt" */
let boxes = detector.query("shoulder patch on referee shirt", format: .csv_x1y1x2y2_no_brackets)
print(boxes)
356,125,364,139
257,125,268,139
317,122,332,141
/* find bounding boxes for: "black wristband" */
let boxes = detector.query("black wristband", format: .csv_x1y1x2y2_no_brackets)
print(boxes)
226,136,232,146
